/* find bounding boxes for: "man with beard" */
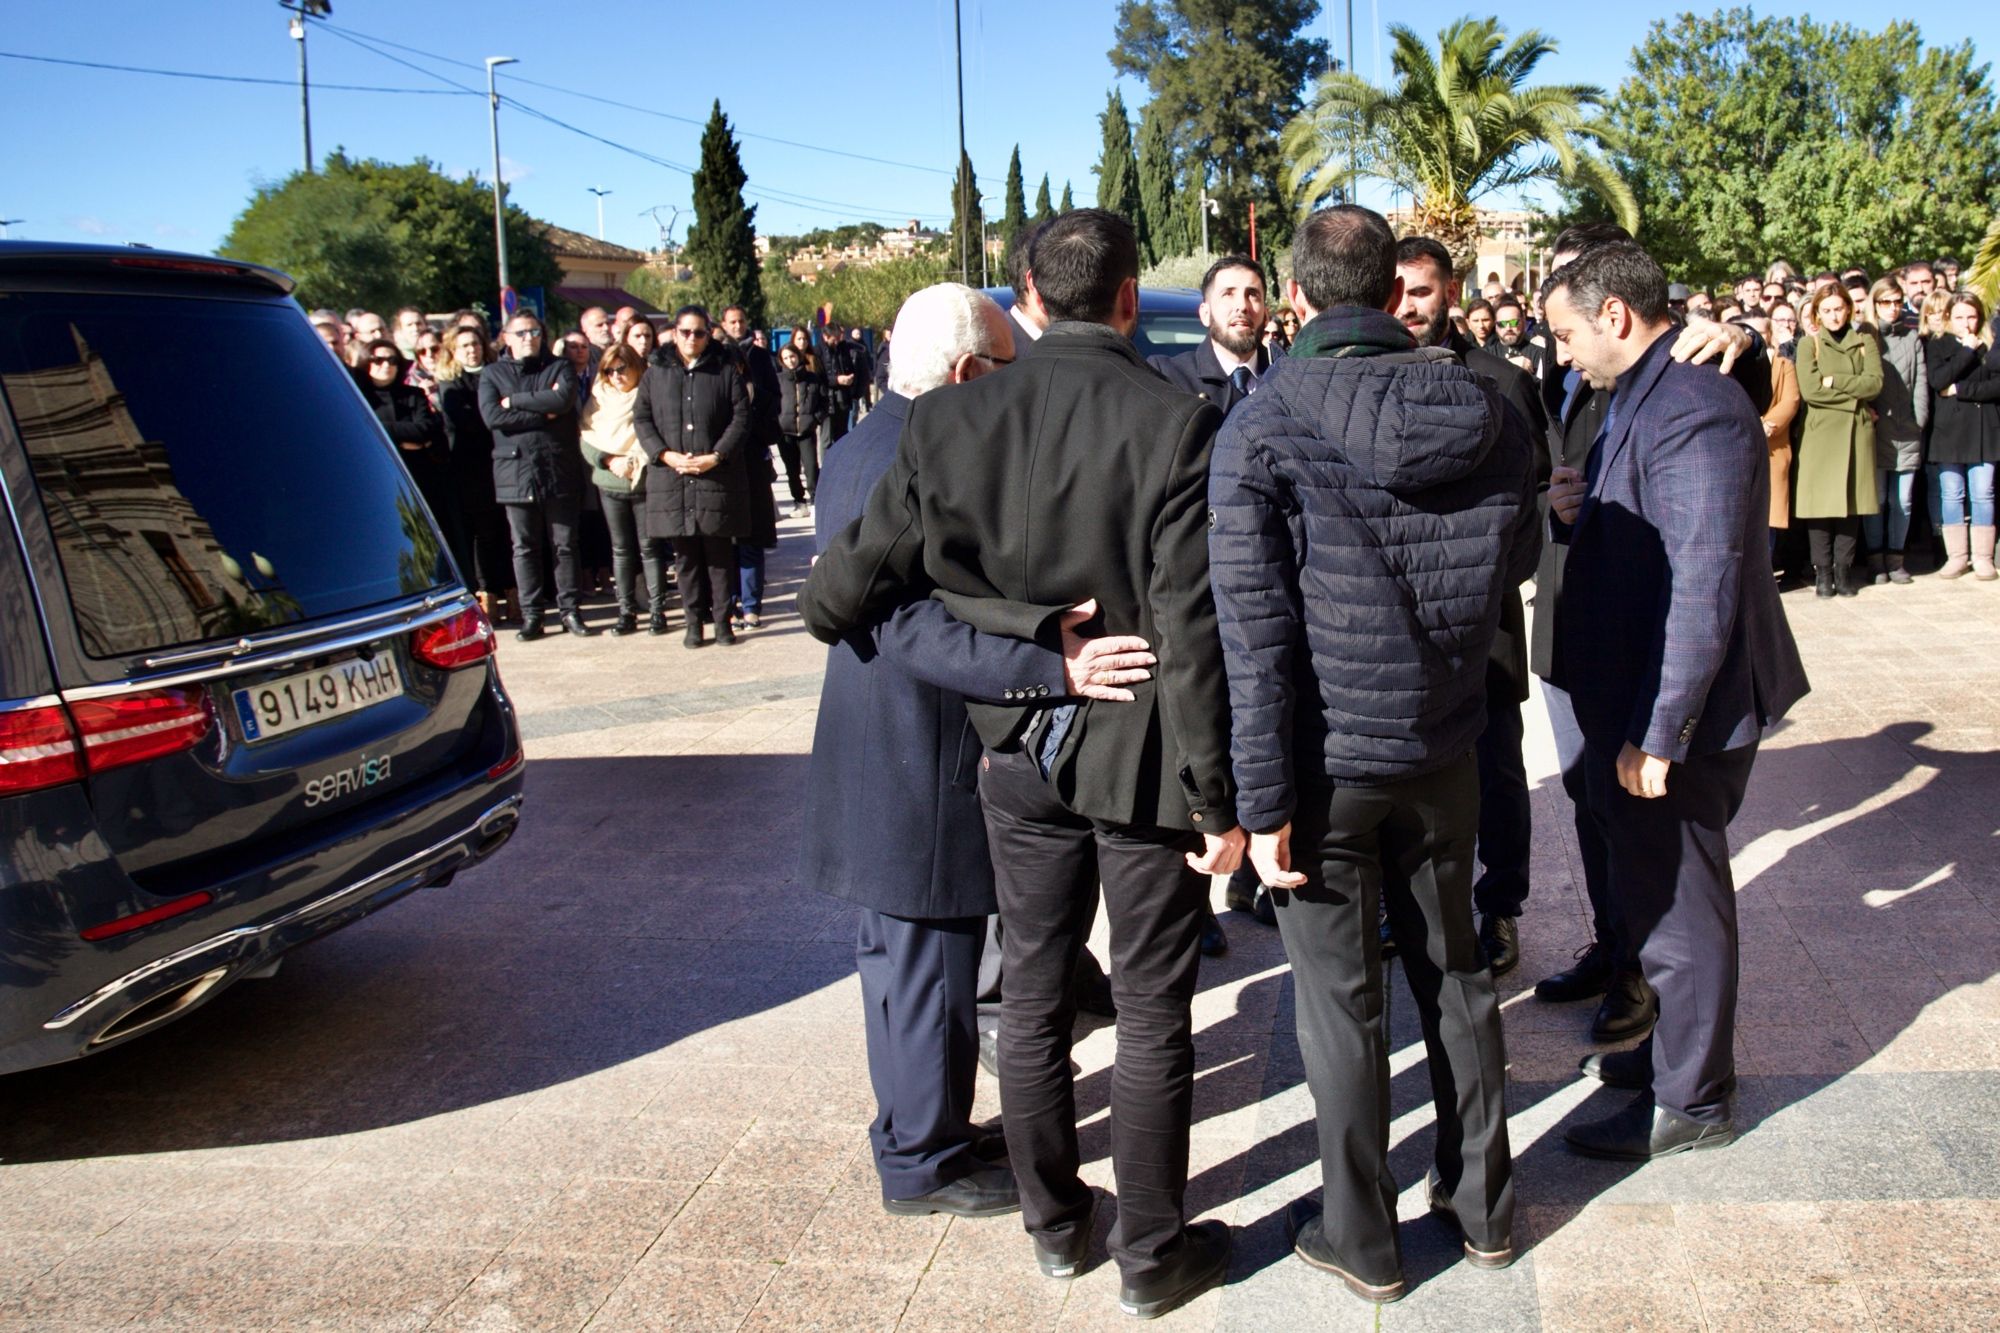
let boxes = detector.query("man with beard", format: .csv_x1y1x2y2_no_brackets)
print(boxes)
1150,255,1278,949
1897,261,1936,332
1394,237,1547,978
1493,294,1540,377
1149,255,1272,414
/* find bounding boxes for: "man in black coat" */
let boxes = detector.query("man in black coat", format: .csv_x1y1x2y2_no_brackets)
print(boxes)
1526,224,1773,1041
799,210,1243,1319
1393,236,1549,980
820,322,868,445
802,281,1155,1222
1212,206,1540,1300
1148,253,1276,947
478,313,592,641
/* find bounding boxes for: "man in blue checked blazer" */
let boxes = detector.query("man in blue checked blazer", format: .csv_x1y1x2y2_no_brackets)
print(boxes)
1542,241,1809,1161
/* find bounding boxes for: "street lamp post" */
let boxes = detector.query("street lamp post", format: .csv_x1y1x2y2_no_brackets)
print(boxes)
485,56,519,310
0,220,22,240
587,187,612,241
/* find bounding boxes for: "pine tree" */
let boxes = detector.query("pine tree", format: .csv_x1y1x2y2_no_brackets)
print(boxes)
1095,90,1147,260
1001,146,1029,247
1137,101,1187,265
1059,181,1074,212
1033,174,1054,223
683,100,763,325
947,149,984,284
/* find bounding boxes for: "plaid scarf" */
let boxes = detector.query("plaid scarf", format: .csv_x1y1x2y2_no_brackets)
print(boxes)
1288,306,1419,361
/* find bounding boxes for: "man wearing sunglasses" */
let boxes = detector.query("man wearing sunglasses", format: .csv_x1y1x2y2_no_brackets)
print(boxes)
479,314,594,641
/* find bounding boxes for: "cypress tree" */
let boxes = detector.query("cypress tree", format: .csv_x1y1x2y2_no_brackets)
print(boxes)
947,149,984,284
1095,91,1146,257
1059,181,1074,212
1033,174,1054,223
683,100,763,325
1001,146,1029,247
1136,101,1185,265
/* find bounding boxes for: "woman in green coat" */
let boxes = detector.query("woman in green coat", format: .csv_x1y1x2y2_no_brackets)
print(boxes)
1794,283,1883,597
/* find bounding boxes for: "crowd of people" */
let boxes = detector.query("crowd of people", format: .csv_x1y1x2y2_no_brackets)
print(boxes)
307,299,881,643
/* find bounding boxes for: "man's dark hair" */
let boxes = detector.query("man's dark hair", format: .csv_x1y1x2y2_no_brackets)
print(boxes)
1005,221,1045,303
1493,294,1524,316
1465,297,1495,317
1932,255,1957,269
1543,240,1670,323
1840,268,1869,286
672,303,711,326
1903,259,1935,278
1201,254,1263,297
1292,205,1397,311
1551,222,1632,260
720,304,747,321
1030,208,1139,323
1394,235,1454,285
1734,275,1759,289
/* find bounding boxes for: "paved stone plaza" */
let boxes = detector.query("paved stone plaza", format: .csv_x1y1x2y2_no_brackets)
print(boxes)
2,506,1997,1331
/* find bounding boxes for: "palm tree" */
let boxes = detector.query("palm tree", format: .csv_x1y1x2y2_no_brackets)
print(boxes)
1281,17,1638,272
1968,214,2000,310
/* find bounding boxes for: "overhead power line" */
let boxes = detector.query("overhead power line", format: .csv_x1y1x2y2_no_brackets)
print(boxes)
319,23,954,178
0,48,468,93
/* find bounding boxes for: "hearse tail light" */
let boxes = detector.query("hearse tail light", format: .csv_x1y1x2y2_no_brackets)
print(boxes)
68,688,216,773
411,607,496,671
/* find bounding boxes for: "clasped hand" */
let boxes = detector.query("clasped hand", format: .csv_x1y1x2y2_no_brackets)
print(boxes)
658,450,717,475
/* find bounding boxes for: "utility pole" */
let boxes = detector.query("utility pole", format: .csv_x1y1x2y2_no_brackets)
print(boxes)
485,56,518,309
587,187,612,241
1347,0,1358,202
1198,185,1220,255
953,0,969,285
278,1,329,173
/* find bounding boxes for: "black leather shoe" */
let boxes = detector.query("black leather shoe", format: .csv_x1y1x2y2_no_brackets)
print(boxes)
1424,1169,1515,1269
1592,970,1659,1042
1119,1220,1230,1319
1563,1092,1735,1161
1835,563,1859,597
972,1116,1008,1163
884,1165,1022,1218
977,1026,999,1078
560,611,596,637
1814,567,1836,598
1535,942,1614,1002
1033,1193,1095,1279
1580,1039,1653,1091
1285,1201,1404,1303
1378,917,1399,962
683,622,706,649
514,617,545,642
647,612,668,636
609,613,638,636
1478,915,1520,977
1199,907,1229,958
713,620,738,646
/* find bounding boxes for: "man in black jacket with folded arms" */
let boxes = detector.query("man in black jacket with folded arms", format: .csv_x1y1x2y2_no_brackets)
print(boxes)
478,312,591,641
799,209,1243,1321
1210,205,1541,1303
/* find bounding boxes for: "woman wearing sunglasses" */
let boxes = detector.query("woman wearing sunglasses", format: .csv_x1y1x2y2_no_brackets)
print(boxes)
1863,278,1929,584
356,338,462,580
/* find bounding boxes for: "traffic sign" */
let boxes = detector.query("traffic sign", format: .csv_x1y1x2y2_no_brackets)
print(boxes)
500,286,519,318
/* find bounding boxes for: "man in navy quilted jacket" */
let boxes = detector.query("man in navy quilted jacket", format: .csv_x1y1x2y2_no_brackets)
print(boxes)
1208,205,1541,1303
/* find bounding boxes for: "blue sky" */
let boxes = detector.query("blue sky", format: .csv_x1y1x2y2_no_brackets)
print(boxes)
2,1,1995,254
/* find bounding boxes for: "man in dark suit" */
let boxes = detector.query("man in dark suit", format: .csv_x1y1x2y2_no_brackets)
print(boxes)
1527,223,1774,1041
801,282,1159,1220
799,209,1243,1319
1149,253,1276,949
1541,240,1809,1159
1394,236,1549,979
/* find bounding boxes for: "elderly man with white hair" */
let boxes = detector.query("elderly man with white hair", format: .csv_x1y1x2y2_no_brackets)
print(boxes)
799,282,1155,1220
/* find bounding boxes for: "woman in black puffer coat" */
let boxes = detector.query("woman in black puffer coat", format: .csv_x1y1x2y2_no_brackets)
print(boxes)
436,326,514,620
356,338,462,582
635,306,751,646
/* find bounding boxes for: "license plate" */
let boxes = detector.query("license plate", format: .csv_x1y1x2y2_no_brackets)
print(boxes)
233,656,404,743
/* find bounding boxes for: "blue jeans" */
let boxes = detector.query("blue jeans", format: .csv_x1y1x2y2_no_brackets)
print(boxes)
1862,468,1917,551
736,543,766,616
1937,461,1997,528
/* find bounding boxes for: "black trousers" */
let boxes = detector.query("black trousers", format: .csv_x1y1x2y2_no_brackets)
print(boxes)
1472,661,1532,919
1275,754,1513,1282
1805,517,1860,570
465,500,513,596
599,490,669,616
1544,681,1620,961
503,496,581,616
979,748,1205,1282
672,534,736,627
855,909,986,1201
1582,737,1756,1124
777,432,819,503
